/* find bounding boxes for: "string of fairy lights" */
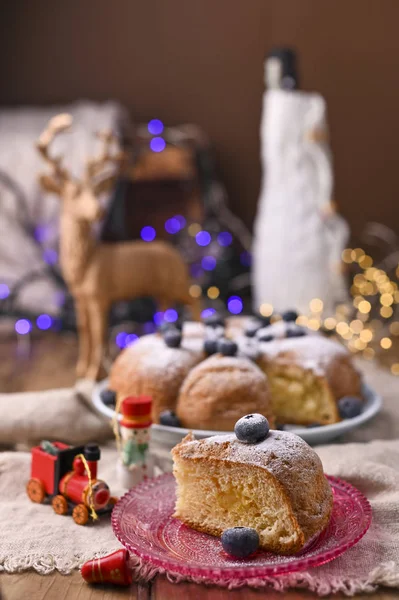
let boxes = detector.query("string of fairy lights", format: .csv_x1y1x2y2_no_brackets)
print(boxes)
1,116,398,373
268,247,399,376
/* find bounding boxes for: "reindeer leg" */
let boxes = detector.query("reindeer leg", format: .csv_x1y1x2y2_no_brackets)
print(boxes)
86,300,108,381
75,298,91,379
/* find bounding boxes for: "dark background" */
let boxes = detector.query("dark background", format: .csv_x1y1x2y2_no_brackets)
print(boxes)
1,0,399,239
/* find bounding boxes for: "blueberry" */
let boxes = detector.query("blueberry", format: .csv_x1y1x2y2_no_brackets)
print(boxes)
244,320,262,338
100,388,116,407
159,410,181,427
164,328,182,348
338,396,363,419
256,313,272,327
221,527,259,559
282,310,299,323
286,327,307,338
159,320,183,333
234,414,269,444
203,313,225,328
217,338,238,356
258,333,274,343
204,338,218,356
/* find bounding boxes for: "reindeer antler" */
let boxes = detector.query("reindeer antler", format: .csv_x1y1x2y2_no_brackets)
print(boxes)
85,129,125,181
37,113,73,182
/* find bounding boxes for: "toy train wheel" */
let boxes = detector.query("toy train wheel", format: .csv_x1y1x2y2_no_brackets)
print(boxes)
26,478,45,503
73,503,89,525
52,495,68,515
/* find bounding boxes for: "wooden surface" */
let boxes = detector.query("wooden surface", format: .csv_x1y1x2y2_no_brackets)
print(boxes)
0,331,397,600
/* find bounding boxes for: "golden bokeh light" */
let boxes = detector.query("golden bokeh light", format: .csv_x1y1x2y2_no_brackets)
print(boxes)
336,322,350,336
324,317,337,330
358,300,371,314
354,339,367,350
349,319,364,333
391,363,399,376
259,303,273,317
363,347,375,360
380,337,392,350
359,329,373,343
358,255,373,269
380,306,393,318
296,315,308,326
389,322,399,336
380,293,394,307
189,284,202,298
342,249,353,264
307,318,321,331
188,223,201,236
207,286,220,300
309,298,324,313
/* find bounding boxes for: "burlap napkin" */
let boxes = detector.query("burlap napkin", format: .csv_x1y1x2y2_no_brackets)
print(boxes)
0,360,398,596
0,380,113,447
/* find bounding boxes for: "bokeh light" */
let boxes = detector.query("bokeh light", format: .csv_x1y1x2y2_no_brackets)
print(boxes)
125,333,138,346
15,319,31,335
175,215,186,227
0,283,10,299
164,308,178,323
140,226,156,242
207,286,220,299
36,314,52,330
143,322,156,334
227,295,243,314
195,231,211,247
150,137,166,152
259,303,273,317
201,256,217,271
189,284,202,298
153,311,164,325
116,332,127,348
43,249,58,265
240,251,252,267
217,232,232,247
148,119,164,135
201,308,216,319
165,218,181,234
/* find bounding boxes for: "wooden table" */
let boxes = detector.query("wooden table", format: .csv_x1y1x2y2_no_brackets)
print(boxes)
0,332,397,600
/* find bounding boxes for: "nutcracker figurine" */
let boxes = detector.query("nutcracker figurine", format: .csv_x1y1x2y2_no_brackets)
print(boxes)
117,396,153,489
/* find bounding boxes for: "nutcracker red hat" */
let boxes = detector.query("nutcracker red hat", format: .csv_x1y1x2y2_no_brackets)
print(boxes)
81,549,132,586
120,396,152,429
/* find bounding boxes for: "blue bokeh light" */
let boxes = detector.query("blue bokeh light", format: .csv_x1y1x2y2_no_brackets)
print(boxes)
0,283,10,299
148,119,164,135
164,308,178,323
125,333,138,346
43,248,58,265
240,251,252,267
140,226,156,242
227,295,243,315
15,319,32,335
116,332,128,348
195,231,211,247
153,311,164,326
201,256,217,271
36,314,52,330
34,225,49,244
201,308,216,319
150,137,166,153
175,215,186,227
143,321,156,334
217,231,233,247
165,218,181,234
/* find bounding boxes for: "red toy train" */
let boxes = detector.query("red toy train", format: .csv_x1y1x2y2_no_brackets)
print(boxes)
27,441,117,525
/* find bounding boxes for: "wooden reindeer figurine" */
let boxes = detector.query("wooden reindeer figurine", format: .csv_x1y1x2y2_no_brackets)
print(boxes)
37,114,200,381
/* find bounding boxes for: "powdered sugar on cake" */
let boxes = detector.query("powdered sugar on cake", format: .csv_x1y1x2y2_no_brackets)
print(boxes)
259,336,349,377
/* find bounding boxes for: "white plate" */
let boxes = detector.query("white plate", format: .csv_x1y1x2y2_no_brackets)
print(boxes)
92,379,382,446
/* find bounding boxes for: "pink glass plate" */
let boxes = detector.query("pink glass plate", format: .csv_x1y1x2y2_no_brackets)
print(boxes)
111,473,372,581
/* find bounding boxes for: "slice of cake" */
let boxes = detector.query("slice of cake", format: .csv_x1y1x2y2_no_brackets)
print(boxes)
172,416,333,554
